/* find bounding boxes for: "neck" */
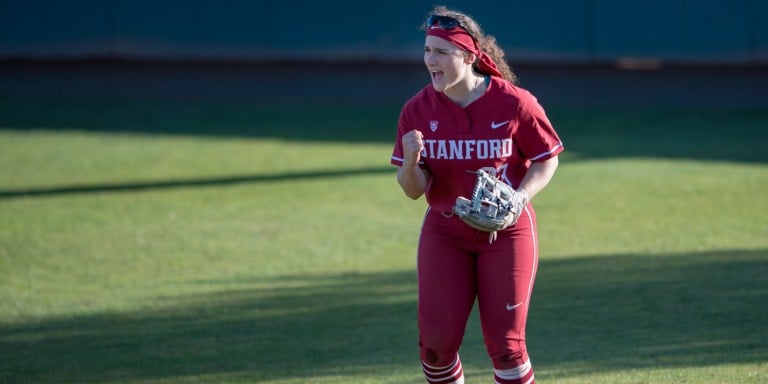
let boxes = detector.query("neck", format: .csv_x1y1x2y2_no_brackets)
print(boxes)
445,72,486,108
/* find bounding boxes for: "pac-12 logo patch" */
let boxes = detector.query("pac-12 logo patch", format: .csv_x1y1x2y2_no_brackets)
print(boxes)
429,120,439,132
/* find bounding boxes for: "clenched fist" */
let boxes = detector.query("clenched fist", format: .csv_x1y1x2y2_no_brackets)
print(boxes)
402,130,425,167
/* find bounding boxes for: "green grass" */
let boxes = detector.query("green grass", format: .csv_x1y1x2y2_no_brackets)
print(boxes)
1,97,767,383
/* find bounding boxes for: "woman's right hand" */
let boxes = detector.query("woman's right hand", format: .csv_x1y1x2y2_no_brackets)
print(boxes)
397,129,428,199
402,130,425,167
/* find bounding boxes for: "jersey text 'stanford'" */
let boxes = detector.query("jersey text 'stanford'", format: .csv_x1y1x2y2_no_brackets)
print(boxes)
421,138,514,160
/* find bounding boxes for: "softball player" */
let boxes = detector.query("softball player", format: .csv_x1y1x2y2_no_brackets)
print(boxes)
391,6,564,384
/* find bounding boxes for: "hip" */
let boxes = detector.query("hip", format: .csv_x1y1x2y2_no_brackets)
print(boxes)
421,204,537,245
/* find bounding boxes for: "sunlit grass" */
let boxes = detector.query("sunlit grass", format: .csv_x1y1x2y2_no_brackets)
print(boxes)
1,99,766,383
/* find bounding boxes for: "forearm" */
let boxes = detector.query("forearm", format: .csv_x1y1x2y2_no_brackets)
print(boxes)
397,164,428,200
518,156,559,199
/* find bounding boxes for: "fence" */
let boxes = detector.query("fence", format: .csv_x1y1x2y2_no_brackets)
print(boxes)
1,0,766,65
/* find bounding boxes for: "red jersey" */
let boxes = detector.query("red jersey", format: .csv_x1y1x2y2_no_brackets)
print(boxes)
391,77,564,212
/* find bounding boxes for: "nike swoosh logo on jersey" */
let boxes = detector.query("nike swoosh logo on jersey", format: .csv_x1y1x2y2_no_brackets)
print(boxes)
506,302,523,311
491,120,509,129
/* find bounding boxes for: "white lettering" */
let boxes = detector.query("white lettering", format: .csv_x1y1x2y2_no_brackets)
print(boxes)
436,140,448,159
464,140,475,159
502,138,513,157
476,140,488,159
449,140,463,159
424,139,436,158
489,140,501,158
419,139,514,160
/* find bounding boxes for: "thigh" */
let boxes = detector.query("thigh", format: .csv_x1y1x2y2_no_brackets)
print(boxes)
417,212,477,359
476,209,538,361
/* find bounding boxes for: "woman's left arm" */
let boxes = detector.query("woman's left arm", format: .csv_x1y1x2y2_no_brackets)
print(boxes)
518,156,559,199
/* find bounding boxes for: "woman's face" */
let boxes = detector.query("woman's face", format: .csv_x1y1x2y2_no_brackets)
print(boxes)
424,35,471,93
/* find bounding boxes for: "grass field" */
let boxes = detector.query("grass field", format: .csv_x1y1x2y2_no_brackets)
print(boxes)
1,95,767,383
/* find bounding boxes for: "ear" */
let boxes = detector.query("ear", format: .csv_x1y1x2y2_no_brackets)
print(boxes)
464,52,478,65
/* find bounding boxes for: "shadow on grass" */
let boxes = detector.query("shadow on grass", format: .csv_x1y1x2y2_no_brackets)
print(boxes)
0,97,403,144
527,249,768,378
0,166,394,199
552,107,768,164
1,249,766,383
1,95,767,165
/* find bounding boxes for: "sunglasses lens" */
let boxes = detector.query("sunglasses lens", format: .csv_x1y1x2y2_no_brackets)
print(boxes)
427,15,459,30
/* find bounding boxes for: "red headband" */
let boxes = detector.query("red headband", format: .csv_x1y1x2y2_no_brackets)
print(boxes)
426,25,503,78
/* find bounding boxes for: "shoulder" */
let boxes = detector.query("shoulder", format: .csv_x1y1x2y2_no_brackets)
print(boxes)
403,85,436,109
489,78,540,106
489,78,549,121
401,85,440,118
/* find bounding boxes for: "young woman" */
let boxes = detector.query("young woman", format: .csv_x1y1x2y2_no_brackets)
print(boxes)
390,6,564,384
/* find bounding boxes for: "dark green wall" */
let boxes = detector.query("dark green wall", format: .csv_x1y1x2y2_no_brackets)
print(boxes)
1,0,765,64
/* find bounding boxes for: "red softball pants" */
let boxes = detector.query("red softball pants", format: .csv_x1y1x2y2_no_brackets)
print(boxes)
417,206,538,384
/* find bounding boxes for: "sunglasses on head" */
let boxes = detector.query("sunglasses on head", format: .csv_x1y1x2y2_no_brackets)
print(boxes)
426,15,462,30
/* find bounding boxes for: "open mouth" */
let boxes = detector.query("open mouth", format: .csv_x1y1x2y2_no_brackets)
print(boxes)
431,71,444,83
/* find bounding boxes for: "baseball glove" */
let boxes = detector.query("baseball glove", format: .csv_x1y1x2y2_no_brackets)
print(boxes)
453,169,529,242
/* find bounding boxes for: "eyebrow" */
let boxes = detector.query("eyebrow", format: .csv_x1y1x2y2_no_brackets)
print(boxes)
424,45,458,53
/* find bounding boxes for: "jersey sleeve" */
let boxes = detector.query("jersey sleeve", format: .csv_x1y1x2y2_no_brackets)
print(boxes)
515,95,564,162
390,107,408,167
390,103,427,168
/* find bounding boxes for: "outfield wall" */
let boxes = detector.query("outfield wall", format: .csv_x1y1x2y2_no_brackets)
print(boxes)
1,0,766,65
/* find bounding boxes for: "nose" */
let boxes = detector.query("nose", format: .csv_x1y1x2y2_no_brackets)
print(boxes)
424,51,436,66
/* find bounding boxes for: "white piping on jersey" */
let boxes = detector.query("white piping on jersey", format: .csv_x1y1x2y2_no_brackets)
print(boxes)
391,155,425,166
529,141,563,161
521,205,538,332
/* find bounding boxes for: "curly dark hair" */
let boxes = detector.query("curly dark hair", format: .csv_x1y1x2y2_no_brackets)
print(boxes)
423,5,518,84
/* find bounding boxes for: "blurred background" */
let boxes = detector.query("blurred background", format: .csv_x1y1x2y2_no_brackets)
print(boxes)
2,0,767,64
1,0,767,106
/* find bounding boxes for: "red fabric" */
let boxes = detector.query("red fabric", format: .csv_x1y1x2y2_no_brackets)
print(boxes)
391,77,564,213
426,25,503,78
421,356,464,384
417,207,537,378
